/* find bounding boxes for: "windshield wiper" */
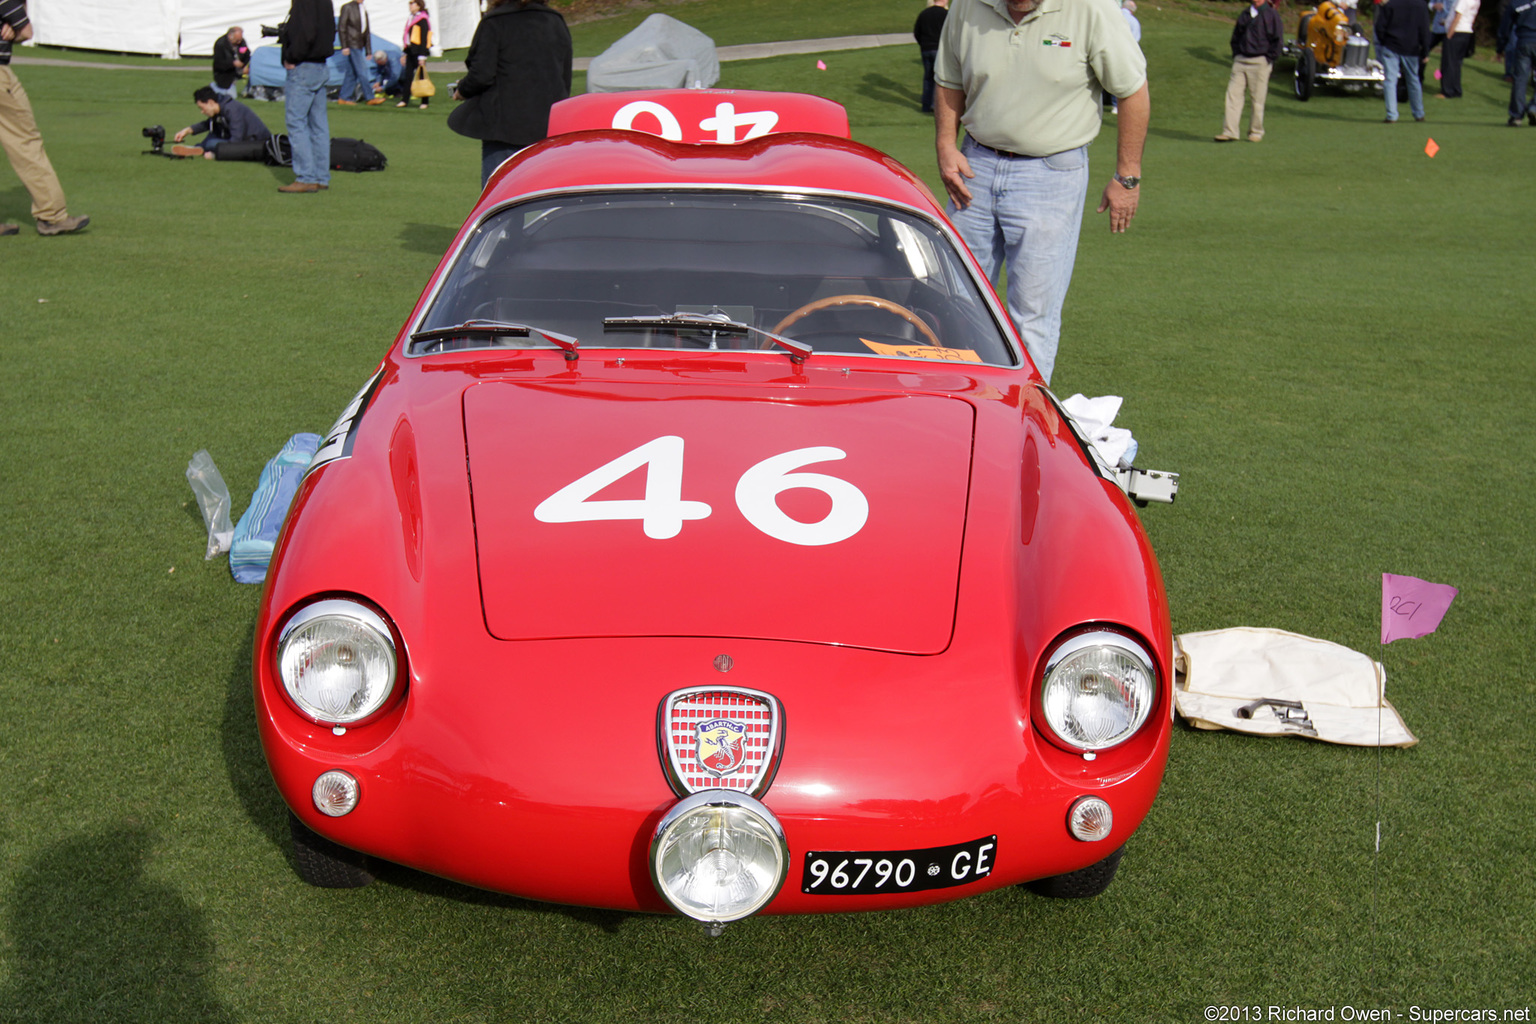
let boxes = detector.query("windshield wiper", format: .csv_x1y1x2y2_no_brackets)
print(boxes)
409,319,580,360
602,312,811,364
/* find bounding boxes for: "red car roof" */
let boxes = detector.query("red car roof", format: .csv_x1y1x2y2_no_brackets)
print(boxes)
479,93,943,219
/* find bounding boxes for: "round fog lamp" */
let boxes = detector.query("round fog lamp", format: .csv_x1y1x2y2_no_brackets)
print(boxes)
313,770,360,817
1067,796,1113,842
650,791,788,925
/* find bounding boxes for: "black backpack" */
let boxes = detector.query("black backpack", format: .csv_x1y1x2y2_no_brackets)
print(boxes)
263,135,386,172
264,133,292,167
329,137,388,172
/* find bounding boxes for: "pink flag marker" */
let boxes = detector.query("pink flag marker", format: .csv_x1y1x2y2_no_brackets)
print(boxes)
816,60,827,70
1381,573,1458,644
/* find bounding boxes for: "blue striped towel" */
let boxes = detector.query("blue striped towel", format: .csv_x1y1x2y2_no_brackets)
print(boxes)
230,433,322,584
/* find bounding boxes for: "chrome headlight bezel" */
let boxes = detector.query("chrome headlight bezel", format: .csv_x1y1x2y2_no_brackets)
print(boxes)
1036,630,1157,754
650,790,789,925
275,598,400,726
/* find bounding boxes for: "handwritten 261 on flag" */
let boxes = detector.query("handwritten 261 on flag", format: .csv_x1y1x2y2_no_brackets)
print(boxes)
1381,574,1458,644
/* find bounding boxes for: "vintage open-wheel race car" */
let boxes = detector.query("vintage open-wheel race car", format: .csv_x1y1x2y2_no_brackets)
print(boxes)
1286,0,1389,100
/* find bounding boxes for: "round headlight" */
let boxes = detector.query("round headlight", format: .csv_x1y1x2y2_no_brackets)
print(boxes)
1039,631,1156,752
276,600,398,725
651,791,788,925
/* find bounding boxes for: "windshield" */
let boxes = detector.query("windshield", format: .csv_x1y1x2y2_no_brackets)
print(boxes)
412,191,1016,366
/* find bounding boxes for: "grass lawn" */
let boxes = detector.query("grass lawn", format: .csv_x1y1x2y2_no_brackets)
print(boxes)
1,3,1532,1021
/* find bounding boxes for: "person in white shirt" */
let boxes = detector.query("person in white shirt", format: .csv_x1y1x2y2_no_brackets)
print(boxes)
1438,0,1479,97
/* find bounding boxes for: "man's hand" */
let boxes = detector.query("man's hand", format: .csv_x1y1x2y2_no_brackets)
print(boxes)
174,127,191,142
1096,81,1149,233
933,85,975,209
342,47,351,55
0,22,14,42
938,145,975,209
1096,178,1140,233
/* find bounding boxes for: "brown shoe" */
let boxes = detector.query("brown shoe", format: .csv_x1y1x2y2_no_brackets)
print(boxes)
1213,134,1237,142
37,214,89,235
171,144,203,157
277,182,321,194
1,222,18,236
365,97,385,105
337,99,358,105
315,183,329,190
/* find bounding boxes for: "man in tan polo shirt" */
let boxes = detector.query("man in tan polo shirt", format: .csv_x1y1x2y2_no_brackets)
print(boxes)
935,0,1147,383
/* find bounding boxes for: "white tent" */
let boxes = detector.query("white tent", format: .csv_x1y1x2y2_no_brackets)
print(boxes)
25,0,482,59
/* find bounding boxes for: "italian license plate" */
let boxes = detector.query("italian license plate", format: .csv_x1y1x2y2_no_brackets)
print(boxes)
801,835,998,895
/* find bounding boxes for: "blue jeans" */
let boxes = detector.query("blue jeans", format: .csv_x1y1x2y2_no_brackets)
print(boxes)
946,137,1088,383
209,80,237,105
338,47,371,102
920,50,938,112
1509,38,1536,121
198,135,224,151
481,141,522,188
284,62,330,186
1378,44,1423,121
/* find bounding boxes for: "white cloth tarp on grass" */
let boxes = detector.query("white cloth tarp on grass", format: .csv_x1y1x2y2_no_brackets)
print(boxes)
1175,627,1418,747
25,0,478,59
586,14,719,93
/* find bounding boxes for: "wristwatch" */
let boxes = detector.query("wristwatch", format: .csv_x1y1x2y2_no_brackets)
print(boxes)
1113,173,1141,190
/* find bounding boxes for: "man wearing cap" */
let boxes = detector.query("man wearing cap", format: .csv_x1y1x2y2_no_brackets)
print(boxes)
934,0,1148,384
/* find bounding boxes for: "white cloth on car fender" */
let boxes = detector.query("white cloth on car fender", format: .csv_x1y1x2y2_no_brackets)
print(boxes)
1060,393,1138,468
1174,627,1417,747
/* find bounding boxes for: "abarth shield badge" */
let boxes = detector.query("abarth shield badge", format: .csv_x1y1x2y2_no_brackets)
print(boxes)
659,686,784,797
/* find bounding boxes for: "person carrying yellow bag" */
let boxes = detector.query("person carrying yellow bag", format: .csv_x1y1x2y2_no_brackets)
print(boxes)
397,0,433,109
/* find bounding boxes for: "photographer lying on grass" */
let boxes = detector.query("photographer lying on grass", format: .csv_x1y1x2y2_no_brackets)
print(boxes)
172,86,272,160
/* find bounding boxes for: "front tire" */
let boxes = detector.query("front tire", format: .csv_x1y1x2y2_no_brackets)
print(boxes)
289,811,375,888
1295,50,1316,100
1024,845,1125,898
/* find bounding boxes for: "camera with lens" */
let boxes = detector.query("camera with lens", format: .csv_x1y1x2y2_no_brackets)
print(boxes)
142,125,166,154
261,22,288,44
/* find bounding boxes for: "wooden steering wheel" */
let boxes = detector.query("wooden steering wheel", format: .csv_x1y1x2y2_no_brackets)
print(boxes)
770,294,942,349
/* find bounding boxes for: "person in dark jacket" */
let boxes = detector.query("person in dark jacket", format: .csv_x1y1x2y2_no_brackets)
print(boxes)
448,0,572,186
172,86,273,159
280,0,335,192
210,26,250,104
1375,0,1431,122
1497,0,1536,124
913,0,949,114
336,0,375,104
1215,0,1283,141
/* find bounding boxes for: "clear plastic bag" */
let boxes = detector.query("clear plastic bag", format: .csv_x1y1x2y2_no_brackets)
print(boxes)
186,449,234,559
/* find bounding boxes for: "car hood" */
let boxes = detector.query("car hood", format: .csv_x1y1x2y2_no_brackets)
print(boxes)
463,379,975,653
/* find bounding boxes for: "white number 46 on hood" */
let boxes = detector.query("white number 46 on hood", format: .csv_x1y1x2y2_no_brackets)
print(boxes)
533,436,868,546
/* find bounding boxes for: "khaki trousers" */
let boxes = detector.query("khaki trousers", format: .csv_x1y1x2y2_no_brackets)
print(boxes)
0,65,69,223
1221,55,1273,140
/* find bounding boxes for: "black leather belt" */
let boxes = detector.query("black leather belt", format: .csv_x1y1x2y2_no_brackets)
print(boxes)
969,139,1037,160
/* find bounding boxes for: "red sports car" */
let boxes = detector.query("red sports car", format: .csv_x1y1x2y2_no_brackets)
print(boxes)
254,90,1174,933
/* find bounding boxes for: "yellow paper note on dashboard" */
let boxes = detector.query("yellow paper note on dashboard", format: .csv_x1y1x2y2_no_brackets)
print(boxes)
861,339,981,363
